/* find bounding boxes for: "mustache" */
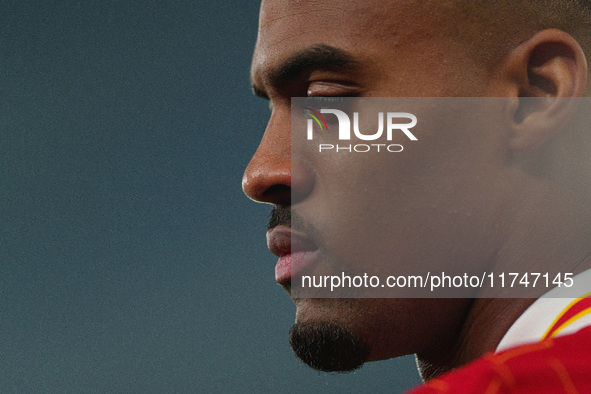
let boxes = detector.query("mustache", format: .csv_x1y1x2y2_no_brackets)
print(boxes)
268,206,291,230
268,206,322,244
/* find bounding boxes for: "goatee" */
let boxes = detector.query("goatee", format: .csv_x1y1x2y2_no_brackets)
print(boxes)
289,322,371,372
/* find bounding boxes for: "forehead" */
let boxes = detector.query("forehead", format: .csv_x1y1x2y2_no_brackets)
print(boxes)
251,0,450,90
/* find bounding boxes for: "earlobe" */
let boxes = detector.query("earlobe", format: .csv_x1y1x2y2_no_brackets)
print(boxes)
502,29,587,151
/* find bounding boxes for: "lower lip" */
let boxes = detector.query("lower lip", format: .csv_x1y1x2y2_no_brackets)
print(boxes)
275,250,318,284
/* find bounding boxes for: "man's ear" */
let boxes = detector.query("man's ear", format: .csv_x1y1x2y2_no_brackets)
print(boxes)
500,29,587,151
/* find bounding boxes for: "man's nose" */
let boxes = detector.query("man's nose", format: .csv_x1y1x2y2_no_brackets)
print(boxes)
242,111,313,205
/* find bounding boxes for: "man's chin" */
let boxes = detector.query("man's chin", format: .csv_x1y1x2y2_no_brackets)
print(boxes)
289,321,371,372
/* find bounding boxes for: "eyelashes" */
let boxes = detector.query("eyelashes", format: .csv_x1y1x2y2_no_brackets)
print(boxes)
309,96,347,103
307,96,351,109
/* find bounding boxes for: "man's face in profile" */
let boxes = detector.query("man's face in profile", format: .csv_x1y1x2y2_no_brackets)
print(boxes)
244,0,516,372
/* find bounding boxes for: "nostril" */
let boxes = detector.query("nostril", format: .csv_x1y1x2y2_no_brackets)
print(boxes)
261,184,291,205
242,163,291,204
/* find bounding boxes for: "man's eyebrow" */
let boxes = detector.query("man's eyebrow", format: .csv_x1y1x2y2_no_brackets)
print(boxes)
251,44,361,99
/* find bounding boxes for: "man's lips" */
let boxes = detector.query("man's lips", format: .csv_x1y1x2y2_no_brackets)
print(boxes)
266,225,319,285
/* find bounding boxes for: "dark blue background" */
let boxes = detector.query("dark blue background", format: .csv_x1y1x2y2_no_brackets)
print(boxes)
1,1,421,392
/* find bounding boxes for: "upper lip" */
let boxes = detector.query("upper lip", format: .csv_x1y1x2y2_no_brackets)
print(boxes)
267,225,318,256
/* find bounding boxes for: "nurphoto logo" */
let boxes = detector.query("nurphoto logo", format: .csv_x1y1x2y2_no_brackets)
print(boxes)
304,107,418,153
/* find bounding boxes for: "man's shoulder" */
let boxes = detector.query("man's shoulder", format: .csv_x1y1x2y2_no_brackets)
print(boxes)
407,326,591,393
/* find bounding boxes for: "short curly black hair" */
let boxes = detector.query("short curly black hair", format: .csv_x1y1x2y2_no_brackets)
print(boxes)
438,0,591,67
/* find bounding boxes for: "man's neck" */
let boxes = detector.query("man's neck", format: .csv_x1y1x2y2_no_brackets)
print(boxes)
416,173,591,380
415,297,534,380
